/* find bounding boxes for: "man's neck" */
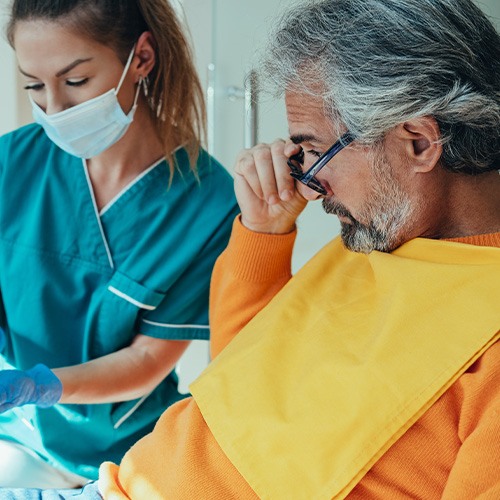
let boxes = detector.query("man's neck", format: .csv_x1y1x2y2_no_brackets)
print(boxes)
428,170,500,239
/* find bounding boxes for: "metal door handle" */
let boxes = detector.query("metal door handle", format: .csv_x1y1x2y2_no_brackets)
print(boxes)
226,70,259,148
244,70,258,148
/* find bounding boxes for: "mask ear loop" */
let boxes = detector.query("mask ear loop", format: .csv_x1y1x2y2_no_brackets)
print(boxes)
115,44,137,96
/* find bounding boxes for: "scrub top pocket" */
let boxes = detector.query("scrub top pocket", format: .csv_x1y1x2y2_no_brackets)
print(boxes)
95,272,166,356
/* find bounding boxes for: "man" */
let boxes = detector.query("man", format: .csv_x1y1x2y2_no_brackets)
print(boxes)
2,0,499,498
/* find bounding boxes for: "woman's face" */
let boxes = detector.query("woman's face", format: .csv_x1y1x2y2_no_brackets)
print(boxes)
13,20,137,115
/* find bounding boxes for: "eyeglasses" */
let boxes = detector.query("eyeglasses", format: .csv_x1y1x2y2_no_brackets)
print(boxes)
287,131,355,195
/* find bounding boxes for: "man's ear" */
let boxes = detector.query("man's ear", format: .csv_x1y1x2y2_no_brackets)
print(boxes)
131,31,156,82
396,116,442,173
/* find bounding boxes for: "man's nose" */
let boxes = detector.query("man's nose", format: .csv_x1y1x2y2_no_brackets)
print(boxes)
296,182,325,201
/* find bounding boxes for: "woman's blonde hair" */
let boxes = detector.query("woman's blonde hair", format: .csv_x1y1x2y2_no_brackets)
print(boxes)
8,0,206,177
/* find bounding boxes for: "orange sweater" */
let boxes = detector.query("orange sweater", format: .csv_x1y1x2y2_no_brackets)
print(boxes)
99,220,500,499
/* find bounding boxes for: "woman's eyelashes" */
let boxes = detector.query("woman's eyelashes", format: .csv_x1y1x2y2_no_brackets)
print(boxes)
24,82,44,91
66,78,89,87
24,78,89,91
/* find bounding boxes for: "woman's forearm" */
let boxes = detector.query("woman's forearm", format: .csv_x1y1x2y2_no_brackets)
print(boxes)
54,334,190,404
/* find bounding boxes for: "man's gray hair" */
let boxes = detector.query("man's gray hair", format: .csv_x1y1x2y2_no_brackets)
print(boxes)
260,0,500,174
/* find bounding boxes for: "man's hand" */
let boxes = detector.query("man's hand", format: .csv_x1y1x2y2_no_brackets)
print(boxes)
234,139,308,234
0,364,62,413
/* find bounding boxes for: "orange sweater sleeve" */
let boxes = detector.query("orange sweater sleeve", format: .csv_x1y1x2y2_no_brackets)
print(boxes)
209,216,296,358
441,341,500,499
98,398,259,500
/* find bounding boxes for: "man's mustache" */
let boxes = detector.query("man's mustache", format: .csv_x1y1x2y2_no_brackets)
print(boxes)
322,198,355,221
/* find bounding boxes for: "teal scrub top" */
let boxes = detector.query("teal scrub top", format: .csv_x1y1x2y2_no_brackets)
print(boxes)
0,124,239,479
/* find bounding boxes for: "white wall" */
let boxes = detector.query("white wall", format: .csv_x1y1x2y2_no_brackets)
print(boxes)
476,0,500,19
0,1,18,135
0,0,32,135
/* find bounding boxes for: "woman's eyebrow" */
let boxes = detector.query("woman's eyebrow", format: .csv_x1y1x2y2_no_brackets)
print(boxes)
55,58,93,77
18,58,93,79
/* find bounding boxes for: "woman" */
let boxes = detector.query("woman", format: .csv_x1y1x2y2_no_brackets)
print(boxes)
0,0,238,488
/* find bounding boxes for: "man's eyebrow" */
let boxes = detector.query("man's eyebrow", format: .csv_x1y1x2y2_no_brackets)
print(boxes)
289,134,318,145
18,58,93,79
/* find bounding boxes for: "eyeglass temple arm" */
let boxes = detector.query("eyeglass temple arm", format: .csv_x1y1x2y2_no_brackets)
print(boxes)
301,132,355,182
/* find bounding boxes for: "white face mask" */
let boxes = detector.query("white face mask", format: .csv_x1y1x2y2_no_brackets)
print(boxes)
31,46,142,159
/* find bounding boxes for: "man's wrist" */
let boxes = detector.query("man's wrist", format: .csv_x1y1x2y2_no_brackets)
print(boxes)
240,215,296,235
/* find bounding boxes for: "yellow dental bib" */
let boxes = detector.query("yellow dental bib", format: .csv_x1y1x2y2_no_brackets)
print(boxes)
191,237,500,499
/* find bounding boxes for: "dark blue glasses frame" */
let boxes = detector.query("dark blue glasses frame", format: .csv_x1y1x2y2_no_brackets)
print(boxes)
287,131,355,195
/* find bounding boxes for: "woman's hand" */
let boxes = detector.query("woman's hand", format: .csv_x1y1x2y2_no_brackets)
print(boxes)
234,139,308,234
0,364,62,413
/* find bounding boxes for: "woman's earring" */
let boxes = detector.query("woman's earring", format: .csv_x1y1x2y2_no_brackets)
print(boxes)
141,76,149,97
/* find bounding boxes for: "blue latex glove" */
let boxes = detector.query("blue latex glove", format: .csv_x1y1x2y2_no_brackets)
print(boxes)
0,329,5,352
0,481,103,499
0,364,62,413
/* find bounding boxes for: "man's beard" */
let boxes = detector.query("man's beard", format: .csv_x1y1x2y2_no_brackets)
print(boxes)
322,153,415,253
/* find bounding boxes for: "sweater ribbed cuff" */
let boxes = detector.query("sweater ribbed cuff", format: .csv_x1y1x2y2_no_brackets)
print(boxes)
224,216,297,282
